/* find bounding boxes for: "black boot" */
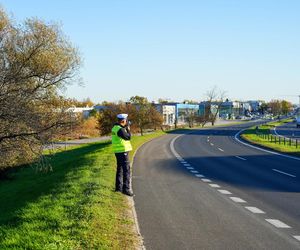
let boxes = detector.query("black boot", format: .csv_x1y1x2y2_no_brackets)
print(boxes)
123,189,134,196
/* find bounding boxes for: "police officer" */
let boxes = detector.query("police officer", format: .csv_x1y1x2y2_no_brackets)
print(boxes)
111,114,133,196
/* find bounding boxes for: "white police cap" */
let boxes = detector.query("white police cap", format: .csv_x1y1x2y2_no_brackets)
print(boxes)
117,113,128,119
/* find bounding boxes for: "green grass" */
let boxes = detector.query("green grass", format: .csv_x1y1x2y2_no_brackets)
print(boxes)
241,119,300,157
0,131,165,250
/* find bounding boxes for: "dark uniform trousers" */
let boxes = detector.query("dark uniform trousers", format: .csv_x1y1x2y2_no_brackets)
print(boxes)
115,152,131,192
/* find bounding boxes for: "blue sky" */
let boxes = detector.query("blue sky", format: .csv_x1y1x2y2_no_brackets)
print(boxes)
1,0,300,104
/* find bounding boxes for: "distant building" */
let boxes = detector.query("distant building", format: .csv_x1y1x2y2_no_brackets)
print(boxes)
219,101,233,118
155,104,176,126
199,100,247,119
247,100,262,112
175,103,199,124
199,102,215,117
221,101,247,117
155,103,200,126
66,106,93,118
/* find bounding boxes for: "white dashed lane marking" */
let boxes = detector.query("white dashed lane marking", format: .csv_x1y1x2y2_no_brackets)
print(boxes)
201,178,212,182
272,169,296,178
293,236,300,241
235,156,246,161
170,135,299,241
209,184,221,188
265,219,291,228
245,207,265,214
230,197,247,203
218,190,232,194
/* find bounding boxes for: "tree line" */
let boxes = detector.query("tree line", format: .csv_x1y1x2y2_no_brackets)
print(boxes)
0,7,294,173
267,100,293,116
97,96,163,136
0,8,80,172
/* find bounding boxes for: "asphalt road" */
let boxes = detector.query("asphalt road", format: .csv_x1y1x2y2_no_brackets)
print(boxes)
44,136,111,150
133,123,300,249
274,122,300,139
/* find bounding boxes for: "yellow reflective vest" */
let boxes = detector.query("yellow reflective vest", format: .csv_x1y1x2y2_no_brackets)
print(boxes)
111,125,132,153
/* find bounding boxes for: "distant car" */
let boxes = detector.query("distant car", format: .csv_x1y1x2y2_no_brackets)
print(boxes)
220,114,229,120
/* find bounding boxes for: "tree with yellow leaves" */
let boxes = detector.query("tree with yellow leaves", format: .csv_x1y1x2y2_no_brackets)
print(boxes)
0,8,81,170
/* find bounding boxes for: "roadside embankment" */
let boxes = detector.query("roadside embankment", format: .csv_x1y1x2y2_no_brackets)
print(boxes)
1,120,256,249
0,131,165,249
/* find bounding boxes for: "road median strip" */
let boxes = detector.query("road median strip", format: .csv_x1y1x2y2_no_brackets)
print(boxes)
239,119,300,158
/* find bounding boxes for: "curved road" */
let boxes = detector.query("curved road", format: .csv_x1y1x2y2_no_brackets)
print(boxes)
274,122,300,139
133,123,300,249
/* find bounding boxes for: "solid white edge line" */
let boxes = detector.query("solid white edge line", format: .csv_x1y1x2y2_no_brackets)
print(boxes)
273,126,299,140
234,129,300,161
273,127,283,137
245,206,265,214
132,136,164,250
273,127,290,139
272,169,296,178
230,197,247,203
170,135,183,159
265,219,291,228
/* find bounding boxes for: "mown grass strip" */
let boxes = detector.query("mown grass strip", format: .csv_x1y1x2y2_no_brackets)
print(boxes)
241,119,300,157
0,131,165,249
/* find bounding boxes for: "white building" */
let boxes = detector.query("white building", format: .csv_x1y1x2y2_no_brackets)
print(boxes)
155,104,176,126
66,106,94,119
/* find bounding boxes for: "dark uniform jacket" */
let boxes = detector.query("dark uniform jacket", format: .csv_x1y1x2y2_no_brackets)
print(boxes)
115,123,131,140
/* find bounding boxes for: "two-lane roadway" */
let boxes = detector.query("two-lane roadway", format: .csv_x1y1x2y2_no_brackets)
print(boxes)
133,123,300,249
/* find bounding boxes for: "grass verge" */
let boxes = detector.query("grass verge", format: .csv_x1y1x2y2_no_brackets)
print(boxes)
0,131,165,249
241,119,300,157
